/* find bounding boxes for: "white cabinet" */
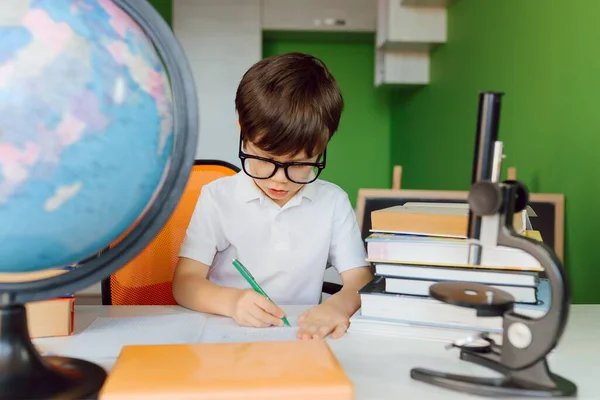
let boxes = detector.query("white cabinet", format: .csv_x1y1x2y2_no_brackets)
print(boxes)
260,0,376,32
375,49,429,86
377,0,447,49
375,0,449,86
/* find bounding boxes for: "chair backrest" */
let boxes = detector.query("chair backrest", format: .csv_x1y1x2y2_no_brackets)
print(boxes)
103,160,239,305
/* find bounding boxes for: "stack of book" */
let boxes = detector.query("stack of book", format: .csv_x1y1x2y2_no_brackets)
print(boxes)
349,202,549,339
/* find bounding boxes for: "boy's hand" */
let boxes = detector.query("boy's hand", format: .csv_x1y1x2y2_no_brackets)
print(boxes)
231,289,287,328
296,303,349,340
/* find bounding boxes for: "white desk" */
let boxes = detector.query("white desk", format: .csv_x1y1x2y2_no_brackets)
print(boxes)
35,305,600,399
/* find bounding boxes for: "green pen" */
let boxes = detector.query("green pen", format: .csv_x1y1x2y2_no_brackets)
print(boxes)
231,258,291,327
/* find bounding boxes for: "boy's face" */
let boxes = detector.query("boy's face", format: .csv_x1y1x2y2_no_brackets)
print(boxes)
244,141,319,206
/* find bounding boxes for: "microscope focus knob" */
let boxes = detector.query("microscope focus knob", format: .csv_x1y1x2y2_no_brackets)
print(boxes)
503,180,529,212
507,322,533,349
468,181,502,216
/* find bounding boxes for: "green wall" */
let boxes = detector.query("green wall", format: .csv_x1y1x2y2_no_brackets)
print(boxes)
263,33,392,206
391,0,600,304
151,0,597,303
147,0,172,27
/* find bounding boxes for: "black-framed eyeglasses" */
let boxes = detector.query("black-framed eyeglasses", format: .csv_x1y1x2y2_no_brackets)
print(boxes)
238,136,326,184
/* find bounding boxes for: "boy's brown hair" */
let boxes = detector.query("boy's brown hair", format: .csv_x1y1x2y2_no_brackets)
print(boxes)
235,52,343,159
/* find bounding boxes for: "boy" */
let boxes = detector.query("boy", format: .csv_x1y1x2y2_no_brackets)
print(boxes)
173,52,372,340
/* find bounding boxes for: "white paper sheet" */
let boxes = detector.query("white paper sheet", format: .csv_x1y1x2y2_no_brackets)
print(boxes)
201,325,299,343
57,313,206,359
200,309,303,343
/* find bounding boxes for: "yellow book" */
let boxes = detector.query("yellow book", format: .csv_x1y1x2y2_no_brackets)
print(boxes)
99,340,354,400
26,297,74,338
523,230,543,242
371,202,529,238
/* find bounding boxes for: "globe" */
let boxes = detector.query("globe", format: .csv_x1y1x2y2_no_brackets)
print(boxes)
0,0,198,398
0,0,175,273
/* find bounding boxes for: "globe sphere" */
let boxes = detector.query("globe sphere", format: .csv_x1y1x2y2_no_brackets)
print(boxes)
0,2,196,399
0,0,175,273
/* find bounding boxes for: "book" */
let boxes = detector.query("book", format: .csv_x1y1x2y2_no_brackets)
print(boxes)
0,268,68,282
357,276,549,333
372,262,539,287
348,313,503,344
99,340,354,399
370,202,530,237
366,233,542,271
1,269,76,338
382,277,537,303
26,296,74,338
523,230,543,241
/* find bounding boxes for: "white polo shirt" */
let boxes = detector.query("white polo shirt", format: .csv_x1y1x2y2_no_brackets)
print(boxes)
178,171,367,305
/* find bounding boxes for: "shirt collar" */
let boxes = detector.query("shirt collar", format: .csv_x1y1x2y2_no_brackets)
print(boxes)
237,172,264,203
236,172,318,206
298,180,318,201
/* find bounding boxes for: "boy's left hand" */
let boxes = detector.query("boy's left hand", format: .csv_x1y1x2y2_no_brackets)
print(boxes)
296,303,349,340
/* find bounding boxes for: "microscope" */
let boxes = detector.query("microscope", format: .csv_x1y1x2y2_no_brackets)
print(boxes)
410,92,577,397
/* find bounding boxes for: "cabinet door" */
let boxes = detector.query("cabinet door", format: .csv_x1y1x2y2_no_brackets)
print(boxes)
377,0,447,48
261,0,376,32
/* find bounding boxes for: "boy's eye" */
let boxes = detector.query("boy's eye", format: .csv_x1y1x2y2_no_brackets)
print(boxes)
253,159,276,170
288,164,317,181
245,159,276,178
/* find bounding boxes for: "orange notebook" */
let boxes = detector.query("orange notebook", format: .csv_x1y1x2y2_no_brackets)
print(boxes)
99,340,354,399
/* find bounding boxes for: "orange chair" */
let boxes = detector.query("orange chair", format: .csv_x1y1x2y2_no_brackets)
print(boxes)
101,160,240,305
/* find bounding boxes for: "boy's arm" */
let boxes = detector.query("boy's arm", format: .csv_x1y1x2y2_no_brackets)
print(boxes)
323,189,373,317
172,257,240,317
322,265,373,317
297,190,373,339
296,266,372,340
172,257,286,327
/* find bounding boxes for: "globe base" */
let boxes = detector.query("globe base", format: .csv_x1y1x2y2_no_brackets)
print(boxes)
0,304,107,400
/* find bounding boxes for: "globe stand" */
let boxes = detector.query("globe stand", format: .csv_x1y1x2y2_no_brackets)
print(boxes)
0,305,106,400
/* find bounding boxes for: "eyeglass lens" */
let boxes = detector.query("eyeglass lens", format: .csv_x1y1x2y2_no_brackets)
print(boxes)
243,158,318,183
